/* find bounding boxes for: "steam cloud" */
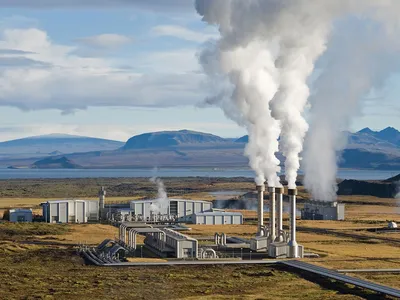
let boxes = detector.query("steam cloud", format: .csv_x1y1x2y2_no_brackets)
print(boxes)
150,176,169,213
196,0,400,200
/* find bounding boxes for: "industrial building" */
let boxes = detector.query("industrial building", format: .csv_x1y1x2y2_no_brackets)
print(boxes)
145,228,198,258
113,198,243,225
117,223,198,258
301,201,345,221
41,199,99,223
8,208,33,222
129,198,212,222
192,211,243,225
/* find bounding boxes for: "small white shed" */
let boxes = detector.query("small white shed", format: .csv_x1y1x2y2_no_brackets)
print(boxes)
9,209,33,222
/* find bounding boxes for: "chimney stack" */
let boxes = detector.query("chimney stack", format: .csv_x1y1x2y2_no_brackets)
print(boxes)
268,187,276,242
275,186,284,242
99,186,106,220
256,184,265,235
288,188,298,258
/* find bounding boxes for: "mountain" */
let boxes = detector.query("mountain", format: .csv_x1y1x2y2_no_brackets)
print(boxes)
1,128,400,169
235,135,249,143
0,134,124,156
375,127,400,146
358,127,400,146
358,127,375,135
122,130,227,150
30,156,82,169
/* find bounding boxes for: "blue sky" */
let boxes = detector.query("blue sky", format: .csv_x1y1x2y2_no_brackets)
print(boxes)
0,1,398,142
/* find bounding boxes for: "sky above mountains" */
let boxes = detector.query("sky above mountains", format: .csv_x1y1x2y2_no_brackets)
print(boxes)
0,1,399,142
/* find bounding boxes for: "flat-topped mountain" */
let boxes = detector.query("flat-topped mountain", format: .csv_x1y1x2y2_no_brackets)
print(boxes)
122,130,227,150
0,133,124,155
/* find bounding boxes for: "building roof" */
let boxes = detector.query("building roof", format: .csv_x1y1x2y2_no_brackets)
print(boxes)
194,211,243,216
43,199,99,204
130,198,211,204
9,208,32,213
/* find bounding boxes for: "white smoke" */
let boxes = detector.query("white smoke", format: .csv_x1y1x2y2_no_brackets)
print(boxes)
196,0,400,200
269,6,332,189
196,1,338,188
199,37,281,186
150,176,169,213
303,9,400,201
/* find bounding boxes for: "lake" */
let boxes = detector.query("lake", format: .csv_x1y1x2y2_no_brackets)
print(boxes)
0,168,398,180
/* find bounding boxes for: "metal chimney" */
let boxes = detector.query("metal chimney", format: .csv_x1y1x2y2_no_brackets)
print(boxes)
99,186,106,220
256,184,265,235
268,187,276,242
275,186,284,242
288,188,298,258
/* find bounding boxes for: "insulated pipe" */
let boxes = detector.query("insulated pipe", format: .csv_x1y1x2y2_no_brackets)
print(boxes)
288,188,298,258
268,187,276,242
119,224,125,242
214,233,219,245
275,187,284,242
256,184,265,235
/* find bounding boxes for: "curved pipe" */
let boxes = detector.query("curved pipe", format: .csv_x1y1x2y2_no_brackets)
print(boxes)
201,248,217,259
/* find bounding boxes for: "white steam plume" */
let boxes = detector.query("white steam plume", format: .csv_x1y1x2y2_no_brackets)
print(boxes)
196,0,329,187
150,176,169,213
269,6,333,189
196,1,339,187
303,11,400,201
198,22,281,186
197,0,400,198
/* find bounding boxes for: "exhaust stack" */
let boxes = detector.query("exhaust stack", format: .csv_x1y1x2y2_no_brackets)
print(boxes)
268,187,276,242
256,184,265,235
288,188,298,258
275,187,284,242
99,186,106,220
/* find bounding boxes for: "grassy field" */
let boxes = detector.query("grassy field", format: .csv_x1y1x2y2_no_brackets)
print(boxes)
0,223,377,300
0,177,399,299
0,177,254,198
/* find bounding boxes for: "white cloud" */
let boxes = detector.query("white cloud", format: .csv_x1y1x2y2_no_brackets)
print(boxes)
152,25,218,43
0,27,205,113
76,34,133,49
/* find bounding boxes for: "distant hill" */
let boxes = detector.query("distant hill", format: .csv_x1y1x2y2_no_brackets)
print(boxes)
31,156,82,169
235,135,249,143
338,179,396,198
122,130,227,150
0,134,124,156
384,173,400,183
359,127,400,146
1,128,400,169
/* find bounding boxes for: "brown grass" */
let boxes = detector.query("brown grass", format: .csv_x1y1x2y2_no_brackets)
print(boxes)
36,224,118,245
125,257,168,263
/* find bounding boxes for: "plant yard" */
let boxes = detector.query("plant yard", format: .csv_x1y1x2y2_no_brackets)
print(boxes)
1,177,399,299
0,233,370,300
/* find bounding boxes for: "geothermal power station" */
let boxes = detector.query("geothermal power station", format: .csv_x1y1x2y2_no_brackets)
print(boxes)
64,184,306,262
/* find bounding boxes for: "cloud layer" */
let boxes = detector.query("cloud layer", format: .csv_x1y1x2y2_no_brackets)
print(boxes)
0,27,204,113
76,34,133,49
152,25,217,43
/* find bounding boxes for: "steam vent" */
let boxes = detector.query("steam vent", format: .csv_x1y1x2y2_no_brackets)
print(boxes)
250,185,304,258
